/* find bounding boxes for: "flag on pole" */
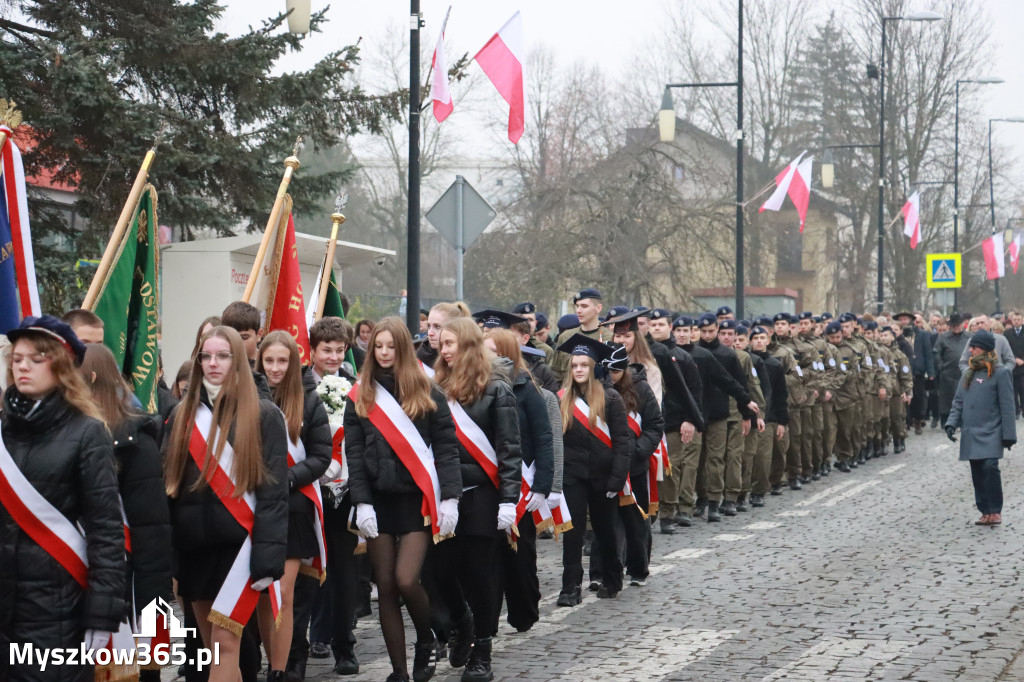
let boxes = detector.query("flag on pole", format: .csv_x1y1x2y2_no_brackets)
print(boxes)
474,11,526,144
304,258,357,371
431,7,454,123
253,195,311,364
91,185,161,412
1010,232,1021,275
759,151,814,231
0,127,41,333
901,191,921,249
982,232,1005,280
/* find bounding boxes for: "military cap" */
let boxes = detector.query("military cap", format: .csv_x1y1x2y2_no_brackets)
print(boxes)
735,324,749,335
751,325,769,336
864,320,878,331
754,315,773,326
605,305,632,320
812,315,822,324
511,302,536,315
718,319,738,330
572,288,602,304
673,316,693,329
820,312,834,321
772,312,791,323
535,312,550,330
632,306,651,317
697,313,717,328
649,308,672,321
556,314,580,332
716,305,733,317
825,321,842,335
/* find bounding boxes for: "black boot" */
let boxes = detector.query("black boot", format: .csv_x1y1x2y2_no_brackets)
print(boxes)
556,586,581,607
413,638,436,682
268,672,286,682
332,646,359,675
448,609,475,668
659,516,676,534
836,461,851,473
461,638,494,682
706,501,721,522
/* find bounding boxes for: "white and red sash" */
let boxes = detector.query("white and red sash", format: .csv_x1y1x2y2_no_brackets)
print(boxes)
329,424,347,483
514,462,553,532
419,360,436,379
448,399,499,488
619,412,643,504
348,382,448,542
287,437,327,583
558,391,612,447
189,404,282,636
0,433,91,588
549,491,573,534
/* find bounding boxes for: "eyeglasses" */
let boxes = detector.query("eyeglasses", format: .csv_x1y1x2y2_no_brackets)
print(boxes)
11,352,50,367
198,351,233,364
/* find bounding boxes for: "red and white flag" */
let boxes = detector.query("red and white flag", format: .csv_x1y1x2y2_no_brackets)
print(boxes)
474,11,525,144
430,7,454,123
759,152,814,232
0,127,41,329
902,191,921,249
983,232,1006,280
1010,232,1021,274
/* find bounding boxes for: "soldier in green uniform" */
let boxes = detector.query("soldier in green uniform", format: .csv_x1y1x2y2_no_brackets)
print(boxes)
730,323,768,511
842,314,870,466
512,301,555,364
550,288,613,381
827,321,859,471
774,313,818,487
881,325,914,453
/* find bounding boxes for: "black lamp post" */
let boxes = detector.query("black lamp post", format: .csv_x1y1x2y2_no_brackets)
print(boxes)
406,1,424,332
659,0,743,317
987,117,1024,311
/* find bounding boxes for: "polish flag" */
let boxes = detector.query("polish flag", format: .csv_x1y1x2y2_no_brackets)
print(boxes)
1010,232,1021,274
474,11,525,144
760,152,814,232
901,191,921,249
430,7,454,123
983,232,1006,280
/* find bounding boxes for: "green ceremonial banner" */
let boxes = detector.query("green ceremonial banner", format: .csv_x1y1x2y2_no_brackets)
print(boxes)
92,184,161,413
322,267,358,370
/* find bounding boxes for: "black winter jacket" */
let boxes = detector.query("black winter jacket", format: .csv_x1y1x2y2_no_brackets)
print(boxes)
447,361,523,504
524,351,561,393
651,337,705,432
0,389,127,654
619,366,664,478
684,341,752,422
416,343,439,369
281,371,333,516
561,381,633,493
345,371,462,504
165,392,289,582
699,338,756,421
114,414,172,616
750,352,772,417
753,350,789,426
513,369,555,495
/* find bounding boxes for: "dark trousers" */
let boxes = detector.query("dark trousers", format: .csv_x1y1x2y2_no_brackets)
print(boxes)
561,481,622,594
926,379,939,420
1014,373,1024,416
432,533,499,640
494,514,540,633
589,477,650,581
969,458,1003,515
305,495,358,662
910,374,927,422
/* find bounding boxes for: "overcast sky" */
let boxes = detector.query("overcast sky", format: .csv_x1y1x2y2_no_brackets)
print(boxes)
217,0,1024,192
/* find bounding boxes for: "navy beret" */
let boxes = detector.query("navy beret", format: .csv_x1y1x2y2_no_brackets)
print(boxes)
573,288,602,303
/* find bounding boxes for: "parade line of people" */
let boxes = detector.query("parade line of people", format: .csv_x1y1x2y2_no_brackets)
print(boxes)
0,291,1012,682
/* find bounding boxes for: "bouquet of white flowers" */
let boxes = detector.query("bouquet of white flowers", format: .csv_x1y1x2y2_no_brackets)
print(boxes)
316,374,353,428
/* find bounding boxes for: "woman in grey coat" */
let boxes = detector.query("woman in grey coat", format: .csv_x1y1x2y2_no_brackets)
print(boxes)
945,330,1016,526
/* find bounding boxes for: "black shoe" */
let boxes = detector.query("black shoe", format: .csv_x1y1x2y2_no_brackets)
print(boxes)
386,673,410,682
268,672,286,682
811,472,820,481
309,642,331,659
707,502,721,522
659,517,676,534
750,495,765,507
285,658,306,682
448,609,474,668
789,478,802,491
333,650,359,676
596,586,619,598
799,475,812,485
694,499,707,519
736,497,749,512
413,639,436,682
588,580,602,592
849,458,859,468
931,417,939,429
538,528,554,539
770,485,783,496
556,587,581,607
721,501,737,516
461,638,493,682
836,461,851,473
676,511,693,526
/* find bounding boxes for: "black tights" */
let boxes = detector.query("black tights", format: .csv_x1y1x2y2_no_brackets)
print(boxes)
367,530,433,675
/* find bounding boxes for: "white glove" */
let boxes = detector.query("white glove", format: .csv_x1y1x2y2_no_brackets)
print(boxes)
83,629,112,652
356,503,378,538
319,460,342,484
524,491,546,513
606,491,618,499
250,577,273,592
546,492,563,509
438,498,460,536
497,502,517,531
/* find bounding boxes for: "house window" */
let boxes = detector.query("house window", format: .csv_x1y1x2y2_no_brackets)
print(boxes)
777,227,803,272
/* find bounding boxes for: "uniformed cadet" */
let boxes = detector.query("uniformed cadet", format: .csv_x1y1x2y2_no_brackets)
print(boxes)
861,319,886,458
840,314,870,466
716,305,735,322
827,321,859,472
512,301,555,365
551,289,613,381
761,315,802,493
734,325,771,509
772,313,817,488
821,322,843,468
797,312,832,478
864,321,891,456
879,325,913,453
749,325,788,505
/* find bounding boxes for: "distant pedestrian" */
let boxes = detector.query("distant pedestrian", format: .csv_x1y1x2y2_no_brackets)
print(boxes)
945,330,1016,527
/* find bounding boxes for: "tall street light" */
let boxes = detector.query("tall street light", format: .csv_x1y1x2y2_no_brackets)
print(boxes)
874,10,942,313
659,0,744,317
987,116,1024,311
407,1,424,332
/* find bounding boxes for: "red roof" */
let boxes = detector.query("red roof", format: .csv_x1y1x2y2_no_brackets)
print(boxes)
9,127,79,193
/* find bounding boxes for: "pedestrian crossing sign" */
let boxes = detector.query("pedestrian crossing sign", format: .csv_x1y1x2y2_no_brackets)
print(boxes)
926,253,961,289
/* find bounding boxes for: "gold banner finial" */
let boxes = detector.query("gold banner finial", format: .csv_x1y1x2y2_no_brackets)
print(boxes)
0,99,23,130
332,188,348,225
150,121,169,152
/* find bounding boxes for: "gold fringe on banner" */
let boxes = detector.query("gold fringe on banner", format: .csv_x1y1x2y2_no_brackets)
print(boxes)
208,609,244,637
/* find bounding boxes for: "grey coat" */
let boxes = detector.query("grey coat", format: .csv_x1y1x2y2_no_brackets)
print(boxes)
957,332,1016,372
947,364,1017,461
934,330,970,414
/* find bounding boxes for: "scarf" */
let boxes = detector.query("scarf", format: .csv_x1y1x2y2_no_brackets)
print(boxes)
964,351,997,388
202,378,222,402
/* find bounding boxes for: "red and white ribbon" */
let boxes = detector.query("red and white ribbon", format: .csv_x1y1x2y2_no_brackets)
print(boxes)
0,126,41,317
287,436,327,583
559,390,612,447
448,399,499,488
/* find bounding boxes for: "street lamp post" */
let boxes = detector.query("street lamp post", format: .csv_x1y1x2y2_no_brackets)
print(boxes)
987,117,1024,311
660,0,744,316
407,1,423,332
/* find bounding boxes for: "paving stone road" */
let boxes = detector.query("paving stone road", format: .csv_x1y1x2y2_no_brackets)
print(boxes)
176,427,1024,681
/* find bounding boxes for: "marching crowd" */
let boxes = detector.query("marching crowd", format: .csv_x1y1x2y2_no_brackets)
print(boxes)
0,288,1018,682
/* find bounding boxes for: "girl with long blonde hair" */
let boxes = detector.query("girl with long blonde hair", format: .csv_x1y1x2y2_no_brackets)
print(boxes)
163,326,289,682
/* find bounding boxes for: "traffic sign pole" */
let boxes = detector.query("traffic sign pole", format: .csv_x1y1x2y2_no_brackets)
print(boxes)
456,175,464,300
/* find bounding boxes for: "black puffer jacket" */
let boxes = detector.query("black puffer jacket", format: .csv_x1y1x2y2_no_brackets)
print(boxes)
345,371,462,503
513,369,555,495
114,414,172,616
0,389,127,658
165,392,289,582
448,361,522,504
282,371,333,516
619,365,665,479
561,381,633,493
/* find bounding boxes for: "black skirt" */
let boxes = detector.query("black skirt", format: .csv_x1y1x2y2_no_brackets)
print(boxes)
176,543,244,601
375,490,429,536
287,508,319,559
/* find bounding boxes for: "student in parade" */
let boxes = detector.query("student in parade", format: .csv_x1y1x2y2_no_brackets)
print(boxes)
0,316,126,682
946,329,1016,527
483,327,554,634
190,315,223,357
604,306,663,404
61,307,106,345
419,302,466,370
221,302,272,399
355,319,374,353
255,331,333,682
163,326,289,682
433,316,522,681
173,359,191,400
555,334,632,605
80,343,172,682
345,317,462,682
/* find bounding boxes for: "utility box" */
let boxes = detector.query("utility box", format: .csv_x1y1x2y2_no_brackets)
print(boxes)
160,233,394,374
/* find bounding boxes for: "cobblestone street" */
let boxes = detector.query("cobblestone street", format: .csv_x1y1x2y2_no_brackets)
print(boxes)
295,428,1024,681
